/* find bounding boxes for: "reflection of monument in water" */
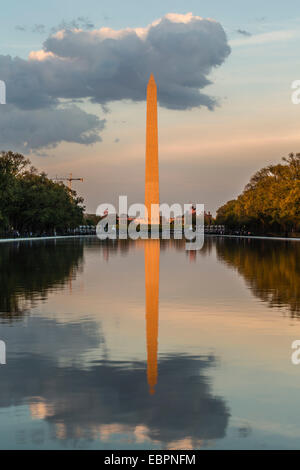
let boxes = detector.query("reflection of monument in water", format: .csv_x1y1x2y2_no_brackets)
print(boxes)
145,240,160,395
144,74,160,394
6,240,229,446
145,74,160,225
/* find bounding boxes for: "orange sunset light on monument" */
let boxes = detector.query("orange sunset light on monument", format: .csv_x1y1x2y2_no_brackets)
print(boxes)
145,74,160,226
144,74,160,395
145,239,160,395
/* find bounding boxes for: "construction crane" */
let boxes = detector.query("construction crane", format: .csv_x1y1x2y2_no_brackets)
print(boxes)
53,173,84,190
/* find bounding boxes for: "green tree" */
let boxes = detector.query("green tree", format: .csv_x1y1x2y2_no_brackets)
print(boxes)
0,151,31,230
216,153,300,235
0,151,84,234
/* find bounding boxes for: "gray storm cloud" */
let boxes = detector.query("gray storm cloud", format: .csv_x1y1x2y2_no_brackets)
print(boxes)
0,13,230,151
0,105,105,152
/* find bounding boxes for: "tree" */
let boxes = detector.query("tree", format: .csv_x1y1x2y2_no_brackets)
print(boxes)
216,154,300,234
0,151,84,234
0,151,31,230
216,200,240,229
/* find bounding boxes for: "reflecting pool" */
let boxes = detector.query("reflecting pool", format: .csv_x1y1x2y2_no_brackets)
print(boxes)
0,237,299,449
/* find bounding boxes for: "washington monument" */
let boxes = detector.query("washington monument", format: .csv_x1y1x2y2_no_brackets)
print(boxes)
144,75,160,395
145,74,160,225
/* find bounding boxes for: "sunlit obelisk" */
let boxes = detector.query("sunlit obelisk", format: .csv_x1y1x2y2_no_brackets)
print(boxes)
145,74,160,225
145,240,160,395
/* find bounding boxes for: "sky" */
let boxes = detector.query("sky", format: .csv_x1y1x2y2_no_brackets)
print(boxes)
1,0,300,214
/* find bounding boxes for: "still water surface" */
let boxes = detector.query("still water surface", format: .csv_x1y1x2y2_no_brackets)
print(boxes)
0,236,299,449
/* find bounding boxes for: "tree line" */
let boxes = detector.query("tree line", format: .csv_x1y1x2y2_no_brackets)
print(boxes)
216,153,300,236
0,151,84,236
1,150,299,238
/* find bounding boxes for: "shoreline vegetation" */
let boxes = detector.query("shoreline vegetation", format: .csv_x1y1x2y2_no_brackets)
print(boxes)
0,151,299,240
215,153,300,238
0,151,85,239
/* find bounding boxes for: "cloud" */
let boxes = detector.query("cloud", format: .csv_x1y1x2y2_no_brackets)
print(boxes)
50,17,95,34
15,24,47,34
4,13,230,111
15,25,26,32
3,12,230,152
230,29,299,46
32,24,47,34
42,13,230,110
15,17,95,35
236,29,252,37
256,16,267,22
0,105,105,153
